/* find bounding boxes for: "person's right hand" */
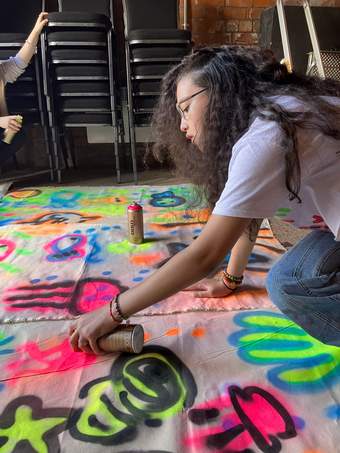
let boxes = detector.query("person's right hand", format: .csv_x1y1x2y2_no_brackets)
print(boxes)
31,12,49,37
69,303,121,355
0,116,22,132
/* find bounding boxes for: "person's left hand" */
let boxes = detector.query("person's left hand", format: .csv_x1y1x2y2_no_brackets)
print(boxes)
69,303,120,355
183,277,234,298
31,12,49,37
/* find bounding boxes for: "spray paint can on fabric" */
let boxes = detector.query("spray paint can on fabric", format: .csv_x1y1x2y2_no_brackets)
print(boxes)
98,324,144,353
127,202,144,244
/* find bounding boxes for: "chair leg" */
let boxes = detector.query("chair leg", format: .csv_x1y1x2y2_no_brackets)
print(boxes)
60,129,76,169
113,124,121,184
51,125,62,183
125,42,138,183
129,121,138,184
67,130,77,169
42,124,55,182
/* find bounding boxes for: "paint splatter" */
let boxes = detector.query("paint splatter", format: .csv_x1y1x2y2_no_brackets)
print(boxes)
229,311,340,393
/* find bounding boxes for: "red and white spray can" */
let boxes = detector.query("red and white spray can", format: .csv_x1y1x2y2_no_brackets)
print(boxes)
127,202,144,244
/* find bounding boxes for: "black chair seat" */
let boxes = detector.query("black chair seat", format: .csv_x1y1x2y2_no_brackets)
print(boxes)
6,82,37,95
134,113,153,126
50,49,108,61
7,97,39,111
0,49,27,59
47,31,107,44
128,28,191,42
59,97,111,110
130,46,190,60
62,113,112,125
132,62,176,77
57,81,109,94
0,33,26,44
48,12,111,29
133,96,158,110
54,65,109,78
133,80,160,93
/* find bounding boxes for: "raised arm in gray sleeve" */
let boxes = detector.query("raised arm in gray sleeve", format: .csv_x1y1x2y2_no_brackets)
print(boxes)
0,55,27,84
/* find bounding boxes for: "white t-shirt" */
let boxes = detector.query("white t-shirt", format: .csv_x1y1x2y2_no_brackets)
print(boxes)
213,95,340,241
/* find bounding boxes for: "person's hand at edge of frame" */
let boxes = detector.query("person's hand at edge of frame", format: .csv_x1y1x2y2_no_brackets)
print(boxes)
0,116,22,132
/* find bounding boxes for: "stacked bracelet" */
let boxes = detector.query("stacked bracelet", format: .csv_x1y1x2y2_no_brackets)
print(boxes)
109,294,129,323
221,271,243,291
223,271,243,284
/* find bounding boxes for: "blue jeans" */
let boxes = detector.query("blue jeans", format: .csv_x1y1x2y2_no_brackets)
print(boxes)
266,230,340,346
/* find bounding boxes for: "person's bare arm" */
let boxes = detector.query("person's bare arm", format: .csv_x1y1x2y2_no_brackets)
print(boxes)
227,218,262,276
16,13,48,66
69,215,251,354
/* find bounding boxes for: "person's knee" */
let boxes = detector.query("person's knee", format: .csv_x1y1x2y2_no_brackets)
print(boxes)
266,261,291,311
266,261,281,298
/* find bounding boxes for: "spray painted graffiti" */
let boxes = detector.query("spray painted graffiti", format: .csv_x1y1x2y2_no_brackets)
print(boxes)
185,384,300,452
0,396,68,452
0,239,34,274
117,451,174,453
44,234,87,262
69,346,197,446
6,338,96,381
0,332,15,356
325,404,340,421
9,189,42,199
0,211,102,228
229,311,340,393
19,211,102,226
0,239,15,262
4,278,127,316
149,191,186,208
49,190,82,209
148,208,210,226
0,331,15,388
86,232,103,264
107,239,153,255
154,242,189,268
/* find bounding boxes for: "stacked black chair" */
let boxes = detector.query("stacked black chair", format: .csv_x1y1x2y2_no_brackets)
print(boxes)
122,0,192,182
41,0,123,183
0,0,54,180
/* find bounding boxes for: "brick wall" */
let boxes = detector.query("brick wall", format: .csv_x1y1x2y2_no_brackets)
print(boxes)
180,0,340,47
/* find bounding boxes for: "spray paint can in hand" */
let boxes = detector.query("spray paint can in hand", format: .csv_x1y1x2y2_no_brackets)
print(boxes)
2,115,23,144
98,324,144,353
127,202,144,244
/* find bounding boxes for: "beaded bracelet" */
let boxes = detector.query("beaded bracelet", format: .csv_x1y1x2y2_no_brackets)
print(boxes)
109,294,128,323
223,271,243,284
221,277,236,291
221,274,238,291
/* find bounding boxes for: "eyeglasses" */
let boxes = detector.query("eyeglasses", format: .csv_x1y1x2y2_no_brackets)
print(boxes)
176,88,207,120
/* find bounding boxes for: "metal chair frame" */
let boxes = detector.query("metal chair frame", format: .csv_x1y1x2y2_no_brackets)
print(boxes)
41,0,123,183
122,0,191,183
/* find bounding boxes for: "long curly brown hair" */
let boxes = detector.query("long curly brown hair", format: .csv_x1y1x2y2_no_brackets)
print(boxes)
151,46,340,208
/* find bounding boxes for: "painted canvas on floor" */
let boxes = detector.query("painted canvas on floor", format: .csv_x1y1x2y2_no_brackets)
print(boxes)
0,184,338,452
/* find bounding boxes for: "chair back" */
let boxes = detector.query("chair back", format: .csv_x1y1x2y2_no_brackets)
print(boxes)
123,0,178,32
58,0,112,16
